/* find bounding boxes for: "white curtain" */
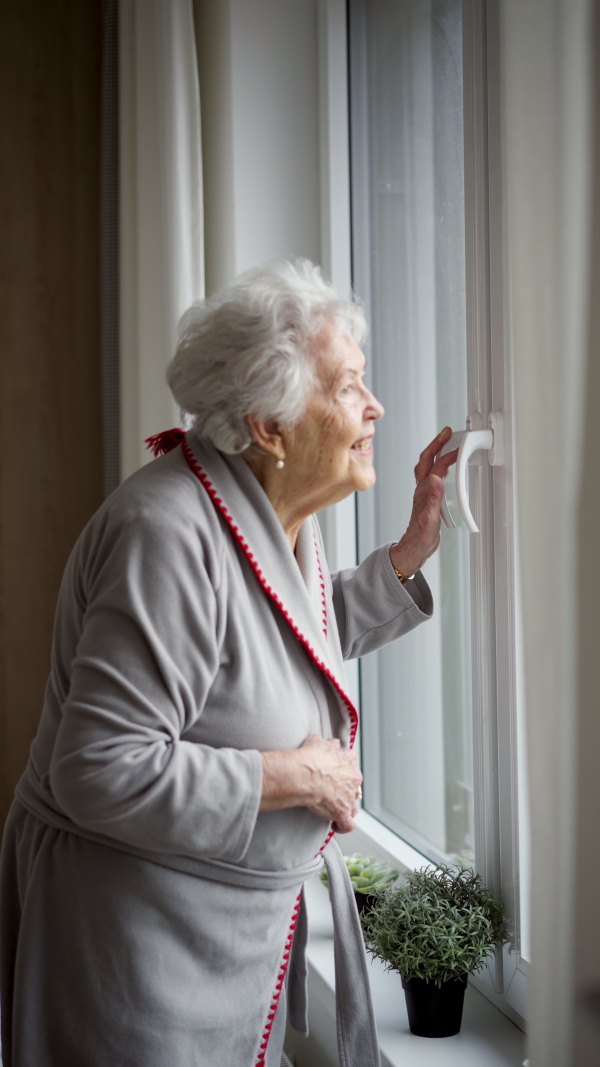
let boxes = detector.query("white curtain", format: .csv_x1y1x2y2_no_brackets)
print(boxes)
501,0,597,1063
119,0,204,478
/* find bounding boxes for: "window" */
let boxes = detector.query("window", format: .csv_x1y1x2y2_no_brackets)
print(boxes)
350,0,473,869
344,0,529,1028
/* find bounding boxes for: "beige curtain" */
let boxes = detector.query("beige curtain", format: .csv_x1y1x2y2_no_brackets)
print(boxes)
501,0,599,1063
119,0,204,478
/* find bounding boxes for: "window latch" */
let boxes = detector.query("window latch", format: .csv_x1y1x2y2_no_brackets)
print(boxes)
439,412,505,533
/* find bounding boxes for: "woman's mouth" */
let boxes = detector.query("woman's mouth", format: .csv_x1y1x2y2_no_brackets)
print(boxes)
351,437,374,453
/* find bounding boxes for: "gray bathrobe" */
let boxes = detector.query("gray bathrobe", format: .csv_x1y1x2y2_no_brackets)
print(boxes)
0,433,433,1067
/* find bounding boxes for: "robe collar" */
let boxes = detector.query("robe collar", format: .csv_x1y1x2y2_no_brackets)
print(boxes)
181,433,358,747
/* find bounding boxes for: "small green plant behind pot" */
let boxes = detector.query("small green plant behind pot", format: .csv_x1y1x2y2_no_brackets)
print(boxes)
361,863,509,1038
320,852,399,914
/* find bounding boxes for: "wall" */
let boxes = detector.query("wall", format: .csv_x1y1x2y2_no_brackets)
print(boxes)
0,0,104,827
193,0,322,294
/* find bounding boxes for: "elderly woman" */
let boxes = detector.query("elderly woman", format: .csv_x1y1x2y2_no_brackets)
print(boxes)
0,260,456,1067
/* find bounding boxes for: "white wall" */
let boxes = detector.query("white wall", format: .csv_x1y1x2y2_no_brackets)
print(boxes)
193,0,322,294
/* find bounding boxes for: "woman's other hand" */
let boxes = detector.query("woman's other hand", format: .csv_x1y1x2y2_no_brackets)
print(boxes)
259,735,362,833
389,426,458,578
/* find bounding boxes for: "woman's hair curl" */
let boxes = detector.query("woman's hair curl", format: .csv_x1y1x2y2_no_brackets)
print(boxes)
167,259,368,454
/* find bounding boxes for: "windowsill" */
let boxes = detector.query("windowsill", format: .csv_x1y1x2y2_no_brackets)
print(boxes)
344,811,528,1032
343,808,444,877
287,873,527,1067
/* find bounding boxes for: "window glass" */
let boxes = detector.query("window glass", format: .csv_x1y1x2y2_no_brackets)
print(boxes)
350,0,474,864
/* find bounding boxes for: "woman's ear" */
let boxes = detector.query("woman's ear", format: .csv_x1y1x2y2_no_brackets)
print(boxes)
246,414,286,460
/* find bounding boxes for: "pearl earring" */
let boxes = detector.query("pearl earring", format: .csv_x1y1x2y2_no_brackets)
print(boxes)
275,458,285,469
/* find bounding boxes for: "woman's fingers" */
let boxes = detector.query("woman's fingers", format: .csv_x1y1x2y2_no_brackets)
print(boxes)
299,736,362,832
391,428,459,576
431,446,459,479
331,799,358,834
259,738,361,828
414,426,453,483
331,808,359,835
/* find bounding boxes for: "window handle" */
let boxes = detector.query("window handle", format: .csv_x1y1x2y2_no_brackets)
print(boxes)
439,430,468,530
439,413,505,533
456,429,493,532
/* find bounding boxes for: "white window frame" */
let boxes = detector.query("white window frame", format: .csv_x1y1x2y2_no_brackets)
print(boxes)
463,0,528,1024
318,0,528,1031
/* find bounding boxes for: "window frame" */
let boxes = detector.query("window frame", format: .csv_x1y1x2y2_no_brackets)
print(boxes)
319,0,529,1030
463,0,529,1021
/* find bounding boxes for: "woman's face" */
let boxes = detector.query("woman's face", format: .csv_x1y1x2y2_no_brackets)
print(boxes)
282,321,384,511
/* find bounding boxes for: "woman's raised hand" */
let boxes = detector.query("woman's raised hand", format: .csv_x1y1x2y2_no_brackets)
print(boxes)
389,426,458,578
259,735,362,833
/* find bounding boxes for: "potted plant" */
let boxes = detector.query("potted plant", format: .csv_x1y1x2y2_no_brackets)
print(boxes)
361,863,508,1038
320,852,399,914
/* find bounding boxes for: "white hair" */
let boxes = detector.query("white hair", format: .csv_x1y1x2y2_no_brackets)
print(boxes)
167,259,368,454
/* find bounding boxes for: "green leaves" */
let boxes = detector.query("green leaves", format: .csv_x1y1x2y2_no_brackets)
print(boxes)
320,852,399,895
360,863,509,986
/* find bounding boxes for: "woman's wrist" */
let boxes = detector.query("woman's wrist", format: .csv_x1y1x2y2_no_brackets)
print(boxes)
259,749,312,812
389,540,422,579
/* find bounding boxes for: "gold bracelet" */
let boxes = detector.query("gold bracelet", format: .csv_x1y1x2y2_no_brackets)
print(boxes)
392,564,415,584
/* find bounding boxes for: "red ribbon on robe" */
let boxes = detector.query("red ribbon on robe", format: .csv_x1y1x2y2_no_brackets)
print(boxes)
145,428,186,458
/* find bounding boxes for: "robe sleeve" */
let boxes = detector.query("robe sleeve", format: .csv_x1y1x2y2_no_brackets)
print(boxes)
49,507,263,865
330,542,433,660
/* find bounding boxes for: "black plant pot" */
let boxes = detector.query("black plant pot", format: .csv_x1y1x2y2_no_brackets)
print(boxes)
354,891,379,916
401,974,468,1038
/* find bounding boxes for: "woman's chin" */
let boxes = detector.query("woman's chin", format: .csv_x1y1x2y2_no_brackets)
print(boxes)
348,456,376,493
348,473,377,496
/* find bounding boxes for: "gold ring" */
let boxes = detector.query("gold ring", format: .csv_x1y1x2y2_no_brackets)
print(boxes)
356,786,363,799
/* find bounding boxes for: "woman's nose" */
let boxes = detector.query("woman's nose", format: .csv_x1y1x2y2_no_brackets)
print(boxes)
367,390,385,420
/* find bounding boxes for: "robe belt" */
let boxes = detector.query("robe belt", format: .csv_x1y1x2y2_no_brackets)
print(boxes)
287,839,381,1067
14,793,381,1067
